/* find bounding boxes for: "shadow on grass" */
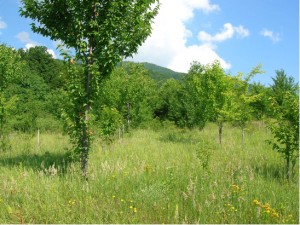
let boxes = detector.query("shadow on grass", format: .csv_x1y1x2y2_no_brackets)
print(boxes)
159,130,199,144
0,151,75,176
253,162,284,180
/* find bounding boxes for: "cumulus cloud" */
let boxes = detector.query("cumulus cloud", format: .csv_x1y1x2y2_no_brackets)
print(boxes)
198,23,249,43
15,32,57,58
168,44,231,72
16,32,38,45
260,28,280,43
0,18,7,29
130,0,237,73
0,17,7,35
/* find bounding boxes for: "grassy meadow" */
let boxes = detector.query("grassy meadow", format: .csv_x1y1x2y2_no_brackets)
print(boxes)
0,122,298,224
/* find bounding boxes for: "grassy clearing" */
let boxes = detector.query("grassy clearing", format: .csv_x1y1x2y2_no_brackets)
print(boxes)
0,123,298,223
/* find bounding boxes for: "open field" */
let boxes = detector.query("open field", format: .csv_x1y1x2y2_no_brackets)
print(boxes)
0,122,298,224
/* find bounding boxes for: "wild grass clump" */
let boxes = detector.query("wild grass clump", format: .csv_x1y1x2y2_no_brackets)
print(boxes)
0,123,298,223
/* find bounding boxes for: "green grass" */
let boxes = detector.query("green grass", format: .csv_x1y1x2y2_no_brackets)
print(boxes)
0,123,298,223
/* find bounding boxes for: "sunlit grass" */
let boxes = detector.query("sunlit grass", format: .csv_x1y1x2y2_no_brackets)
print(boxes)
0,122,298,223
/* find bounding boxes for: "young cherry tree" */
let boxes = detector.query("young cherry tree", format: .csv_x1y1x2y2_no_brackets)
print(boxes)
20,0,159,179
229,65,264,144
268,71,299,180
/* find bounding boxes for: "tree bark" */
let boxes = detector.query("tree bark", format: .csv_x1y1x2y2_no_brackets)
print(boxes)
286,155,290,181
286,143,290,181
81,112,89,180
242,126,245,144
127,102,131,130
218,122,223,144
81,42,93,181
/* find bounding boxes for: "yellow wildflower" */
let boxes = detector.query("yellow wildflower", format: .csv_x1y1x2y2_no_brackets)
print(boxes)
253,199,260,206
262,203,270,211
129,206,133,209
231,184,240,192
68,199,76,205
133,207,137,213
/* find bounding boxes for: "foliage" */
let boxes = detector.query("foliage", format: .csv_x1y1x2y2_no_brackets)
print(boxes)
183,62,208,129
97,62,157,129
155,78,187,126
0,44,23,150
229,64,265,143
18,46,65,88
271,69,298,107
20,0,160,179
98,106,122,146
267,71,299,180
249,82,272,120
182,61,233,133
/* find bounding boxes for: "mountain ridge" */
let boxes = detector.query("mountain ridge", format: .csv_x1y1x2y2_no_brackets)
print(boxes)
123,61,185,82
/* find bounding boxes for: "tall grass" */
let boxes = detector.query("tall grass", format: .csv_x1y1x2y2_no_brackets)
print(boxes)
0,123,298,223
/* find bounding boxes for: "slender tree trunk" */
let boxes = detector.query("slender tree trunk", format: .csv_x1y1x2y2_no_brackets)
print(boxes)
218,121,223,144
242,126,245,144
286,155,290,181
81,45,93,181
127,102,131,130
286,143,290,180
291,158,296,178
81,119,89,180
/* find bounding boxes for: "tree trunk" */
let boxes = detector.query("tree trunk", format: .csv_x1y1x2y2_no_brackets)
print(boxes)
81,112,89,180
218,122,223,144
291,158,296,178
127,102,131,130
81,45,93,181
286,155,290,180
242,126,245,144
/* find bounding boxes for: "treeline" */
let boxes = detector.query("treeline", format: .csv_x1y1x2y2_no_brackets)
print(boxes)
0,44,298,133
0,44,299,178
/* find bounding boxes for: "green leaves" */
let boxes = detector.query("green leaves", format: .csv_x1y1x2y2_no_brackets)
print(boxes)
20,0,159,177
267,73,299,180
20,0,159,77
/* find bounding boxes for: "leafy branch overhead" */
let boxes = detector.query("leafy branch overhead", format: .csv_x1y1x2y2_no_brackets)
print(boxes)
20,0,159,76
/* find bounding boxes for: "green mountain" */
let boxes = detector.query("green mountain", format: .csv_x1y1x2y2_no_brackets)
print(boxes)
141,62,185,82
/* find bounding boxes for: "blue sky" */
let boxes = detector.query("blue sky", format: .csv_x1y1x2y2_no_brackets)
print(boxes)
0,0,298,86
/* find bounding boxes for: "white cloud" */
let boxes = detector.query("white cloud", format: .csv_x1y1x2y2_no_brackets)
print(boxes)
0,17,7,29
198,23,249,43
46,49,57,59
168,44,231,72
16,32,39,45
0,17,7,35
16,32,57,58
130,0,236,73
260,29,280,43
